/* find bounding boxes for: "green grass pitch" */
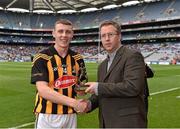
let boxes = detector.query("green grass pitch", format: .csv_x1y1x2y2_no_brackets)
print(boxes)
0,62,180,128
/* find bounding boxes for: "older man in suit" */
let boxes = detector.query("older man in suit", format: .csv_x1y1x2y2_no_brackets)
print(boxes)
84,20,147,128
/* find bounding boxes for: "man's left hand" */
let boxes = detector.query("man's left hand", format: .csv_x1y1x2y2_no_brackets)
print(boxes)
85,82,98,94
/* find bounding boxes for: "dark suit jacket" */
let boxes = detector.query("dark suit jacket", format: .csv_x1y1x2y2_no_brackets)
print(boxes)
89,46,147,128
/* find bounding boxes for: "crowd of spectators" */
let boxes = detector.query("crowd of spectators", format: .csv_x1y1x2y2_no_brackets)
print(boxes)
0,43,179,63
125,43,180,63
0,44,43,62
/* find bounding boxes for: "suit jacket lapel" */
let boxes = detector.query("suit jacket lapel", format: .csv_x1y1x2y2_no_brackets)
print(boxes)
103,46,124,81
99,59,108,82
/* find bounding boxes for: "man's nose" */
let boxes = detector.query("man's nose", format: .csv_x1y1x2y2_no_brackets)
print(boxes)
105,35,110,40
62,32,67,36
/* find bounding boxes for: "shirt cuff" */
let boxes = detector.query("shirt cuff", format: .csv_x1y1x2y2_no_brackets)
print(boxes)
87,100,92,111
94,82,98,95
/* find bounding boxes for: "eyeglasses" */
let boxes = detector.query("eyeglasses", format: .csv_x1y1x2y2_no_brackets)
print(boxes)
101,32,119,39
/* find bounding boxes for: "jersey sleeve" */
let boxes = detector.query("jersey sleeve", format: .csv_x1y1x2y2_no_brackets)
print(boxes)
31,55,49,84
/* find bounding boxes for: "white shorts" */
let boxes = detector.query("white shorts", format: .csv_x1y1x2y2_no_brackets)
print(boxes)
35,113,77,129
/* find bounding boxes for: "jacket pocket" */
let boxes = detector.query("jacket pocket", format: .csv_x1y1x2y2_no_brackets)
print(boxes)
118,107,140,116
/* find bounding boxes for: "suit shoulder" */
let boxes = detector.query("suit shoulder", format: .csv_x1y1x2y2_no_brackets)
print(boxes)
124,47,143,58
98,59,106,70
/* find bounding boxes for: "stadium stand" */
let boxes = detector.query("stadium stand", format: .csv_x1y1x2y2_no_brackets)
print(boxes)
0,0,180,64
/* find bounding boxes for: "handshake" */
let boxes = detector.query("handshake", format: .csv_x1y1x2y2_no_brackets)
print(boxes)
73,99,91,113
73,82,98,113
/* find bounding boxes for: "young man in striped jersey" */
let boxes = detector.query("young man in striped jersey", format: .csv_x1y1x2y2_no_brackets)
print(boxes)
31,19,87,128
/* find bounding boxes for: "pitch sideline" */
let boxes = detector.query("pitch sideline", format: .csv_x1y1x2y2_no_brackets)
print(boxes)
9,87,180,128
150,87,180,95
9,122,34,129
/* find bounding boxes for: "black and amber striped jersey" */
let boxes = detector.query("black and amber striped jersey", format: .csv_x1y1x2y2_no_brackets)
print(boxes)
31,45,85,114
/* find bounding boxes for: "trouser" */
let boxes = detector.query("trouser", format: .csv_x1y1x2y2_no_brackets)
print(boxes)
35,113,77,129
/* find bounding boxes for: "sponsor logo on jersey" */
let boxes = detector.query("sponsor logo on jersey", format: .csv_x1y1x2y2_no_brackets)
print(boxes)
54,75,77,89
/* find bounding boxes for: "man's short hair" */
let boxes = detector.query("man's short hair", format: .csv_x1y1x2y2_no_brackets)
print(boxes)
99,20,121,34
54,19,73,29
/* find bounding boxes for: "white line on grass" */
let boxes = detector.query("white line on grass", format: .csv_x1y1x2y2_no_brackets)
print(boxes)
9,87,180,128
8,122,34,129
150,87,180,96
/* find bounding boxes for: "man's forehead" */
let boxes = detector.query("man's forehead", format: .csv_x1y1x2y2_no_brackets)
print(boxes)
101,25,117,33
55,23,72,28
101,25,116,29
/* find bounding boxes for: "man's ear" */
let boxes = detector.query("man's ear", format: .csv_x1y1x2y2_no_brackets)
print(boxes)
52,29,55,38
71,31,74,39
